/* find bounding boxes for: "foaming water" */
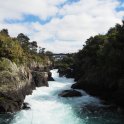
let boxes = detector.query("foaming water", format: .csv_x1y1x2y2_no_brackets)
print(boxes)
1,69,124,124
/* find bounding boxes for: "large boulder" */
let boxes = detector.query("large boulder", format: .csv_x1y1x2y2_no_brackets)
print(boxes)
71,83,83,89
59,90,82,97
48,71,54,81
22,102,30,110
58,67,74,78
32,71,48,87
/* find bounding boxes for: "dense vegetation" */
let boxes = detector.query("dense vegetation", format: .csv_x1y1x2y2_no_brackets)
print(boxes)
0,29,52,66
0,29,54,113
57,21,124,108
55,54,75,77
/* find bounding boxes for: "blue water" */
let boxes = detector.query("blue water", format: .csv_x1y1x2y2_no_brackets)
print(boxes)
0,69,124,124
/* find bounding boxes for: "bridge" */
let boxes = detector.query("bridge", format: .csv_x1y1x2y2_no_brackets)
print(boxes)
52,53,67,61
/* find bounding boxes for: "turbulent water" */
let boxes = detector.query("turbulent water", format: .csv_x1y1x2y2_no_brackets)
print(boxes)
0,69,124,124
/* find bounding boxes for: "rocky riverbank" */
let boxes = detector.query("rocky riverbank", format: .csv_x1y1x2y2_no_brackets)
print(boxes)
55,21,124,111
0,58,54,113
71,79,124,110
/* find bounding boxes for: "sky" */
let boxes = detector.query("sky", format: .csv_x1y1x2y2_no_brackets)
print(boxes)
0,0,124,53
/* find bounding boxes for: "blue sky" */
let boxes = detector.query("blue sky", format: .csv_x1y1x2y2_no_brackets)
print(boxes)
4,0,124,25
4,0,81,25
0,0,124,53
117,0,124,11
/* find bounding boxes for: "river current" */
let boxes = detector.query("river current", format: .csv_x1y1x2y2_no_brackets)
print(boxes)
0,69,124,124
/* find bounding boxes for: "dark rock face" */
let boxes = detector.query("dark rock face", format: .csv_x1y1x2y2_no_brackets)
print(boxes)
0,58,49,113
32,71,48,87
58,67,74,78
22,102,30,110
0,84,34,113
59,90,82,97
71,83,83,89
0,89,27,113
48,71,54,81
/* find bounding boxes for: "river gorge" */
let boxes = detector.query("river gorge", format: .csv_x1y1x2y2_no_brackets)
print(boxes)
0,69,124,124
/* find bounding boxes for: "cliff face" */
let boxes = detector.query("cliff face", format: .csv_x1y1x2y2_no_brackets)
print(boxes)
0,58,49,113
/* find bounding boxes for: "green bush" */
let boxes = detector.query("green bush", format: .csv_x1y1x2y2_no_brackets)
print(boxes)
0,33,25,64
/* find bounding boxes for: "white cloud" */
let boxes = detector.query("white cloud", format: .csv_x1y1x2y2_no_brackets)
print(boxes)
0,0,66,21
0,0,124,53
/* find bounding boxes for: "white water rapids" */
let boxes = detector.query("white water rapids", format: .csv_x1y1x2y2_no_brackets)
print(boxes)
1,69,124,124
10,69,101,124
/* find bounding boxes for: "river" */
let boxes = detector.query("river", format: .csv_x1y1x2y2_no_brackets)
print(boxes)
0,69,124,124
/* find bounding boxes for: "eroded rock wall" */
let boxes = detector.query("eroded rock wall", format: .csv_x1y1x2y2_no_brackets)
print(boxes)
0,58,49,113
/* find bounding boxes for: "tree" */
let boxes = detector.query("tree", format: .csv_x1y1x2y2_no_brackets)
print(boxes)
0,31,24,63
45,51,53,56
69,20,124,108
39,47,45,54
17,33,30,52
0,29,9,36
30,41,38,53
45,51,53,60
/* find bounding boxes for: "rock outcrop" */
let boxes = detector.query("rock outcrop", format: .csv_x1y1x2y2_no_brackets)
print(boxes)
22,102,30,110
48,71,54,81
59,89,82,97
32,71,48,87
58,67,74,78
0,58,49,113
